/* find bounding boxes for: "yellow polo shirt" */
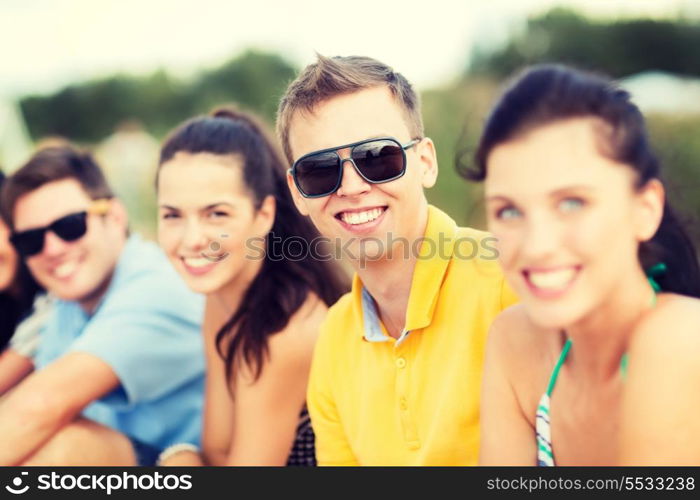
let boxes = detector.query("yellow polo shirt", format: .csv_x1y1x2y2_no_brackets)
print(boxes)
307,205,518,465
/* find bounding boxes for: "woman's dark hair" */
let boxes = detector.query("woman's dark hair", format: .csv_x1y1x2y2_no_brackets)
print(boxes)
0,171,41,350
159,107,349,382
461,64,700,298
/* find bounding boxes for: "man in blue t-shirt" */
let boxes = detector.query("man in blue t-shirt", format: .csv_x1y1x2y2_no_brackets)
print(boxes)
0,145,205,465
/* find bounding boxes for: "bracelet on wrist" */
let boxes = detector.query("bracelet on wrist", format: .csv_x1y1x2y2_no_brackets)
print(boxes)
156,443,200,466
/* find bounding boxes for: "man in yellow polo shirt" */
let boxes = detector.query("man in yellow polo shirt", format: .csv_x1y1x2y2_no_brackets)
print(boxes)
277,54,517,465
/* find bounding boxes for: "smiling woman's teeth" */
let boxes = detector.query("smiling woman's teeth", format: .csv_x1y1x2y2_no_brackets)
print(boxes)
528,268,577,290
54,261,78,279
184,257,214,268
341,208,384,225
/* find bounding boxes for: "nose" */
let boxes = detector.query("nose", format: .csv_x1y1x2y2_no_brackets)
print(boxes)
41,230,71,257
335,157,371,197
520,214,562,261
181,219,209,252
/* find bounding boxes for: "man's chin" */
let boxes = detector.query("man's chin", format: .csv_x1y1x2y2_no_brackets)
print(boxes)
49,277,98,303
340,242,387,267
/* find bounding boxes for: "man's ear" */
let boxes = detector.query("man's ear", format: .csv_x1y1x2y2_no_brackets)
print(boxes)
254,195,276,238
634,178,664,242
287,171,310,216
416,137,438,189
106,198,129,233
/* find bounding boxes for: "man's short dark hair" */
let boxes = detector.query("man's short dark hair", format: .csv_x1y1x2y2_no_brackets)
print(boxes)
1,145,114,229
276,54,424,164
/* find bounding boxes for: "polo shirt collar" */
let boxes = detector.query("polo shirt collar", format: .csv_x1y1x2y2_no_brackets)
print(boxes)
354,205,458,342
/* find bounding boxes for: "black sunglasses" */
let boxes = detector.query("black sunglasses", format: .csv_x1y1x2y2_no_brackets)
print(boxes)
10,200,111,258
290,137,420,198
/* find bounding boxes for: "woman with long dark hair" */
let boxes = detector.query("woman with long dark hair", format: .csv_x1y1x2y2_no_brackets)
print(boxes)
462,65,700,465
155,107,348,465
0,170,47,393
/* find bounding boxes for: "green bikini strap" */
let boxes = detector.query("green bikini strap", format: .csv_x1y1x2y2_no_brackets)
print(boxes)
646,262,667,294
553,263,666,383
621,262,666,378
546,338,572,396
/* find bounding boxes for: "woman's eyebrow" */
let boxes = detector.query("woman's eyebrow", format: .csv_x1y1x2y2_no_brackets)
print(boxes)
158,202,237,211
202,202,235,210
548,185,595,197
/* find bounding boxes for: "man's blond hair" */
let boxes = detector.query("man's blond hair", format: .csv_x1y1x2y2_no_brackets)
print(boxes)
276,54,424,164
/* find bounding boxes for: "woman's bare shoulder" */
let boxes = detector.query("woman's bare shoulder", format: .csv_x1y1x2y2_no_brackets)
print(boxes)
487,304,564,411
231,293,327,386
631,293,700,358
489,303,560,362
620,294,700,464
267,293,327,358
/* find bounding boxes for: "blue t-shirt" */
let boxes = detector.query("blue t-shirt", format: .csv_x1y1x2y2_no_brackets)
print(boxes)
34,234,205,450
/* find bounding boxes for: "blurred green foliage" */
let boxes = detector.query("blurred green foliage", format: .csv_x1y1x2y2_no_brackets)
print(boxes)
20,50,297,142
422,78,494,229
469,7,700,78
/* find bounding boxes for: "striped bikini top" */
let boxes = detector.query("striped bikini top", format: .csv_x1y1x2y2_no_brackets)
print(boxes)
535,264,664,466
535,339,628,466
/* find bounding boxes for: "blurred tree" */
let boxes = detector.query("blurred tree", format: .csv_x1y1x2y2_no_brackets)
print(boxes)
20,73,188,143
193,50,298,123
469,8,700,78
19,49,297,143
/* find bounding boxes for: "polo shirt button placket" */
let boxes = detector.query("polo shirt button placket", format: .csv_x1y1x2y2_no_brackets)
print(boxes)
395,353,420,450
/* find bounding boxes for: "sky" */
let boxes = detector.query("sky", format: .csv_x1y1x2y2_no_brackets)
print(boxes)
0,0,697,98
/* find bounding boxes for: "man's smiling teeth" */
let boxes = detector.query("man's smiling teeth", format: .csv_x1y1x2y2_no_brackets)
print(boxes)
340,208,384,225
183,257,215,268
54,260,79,279
527,268,577,290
